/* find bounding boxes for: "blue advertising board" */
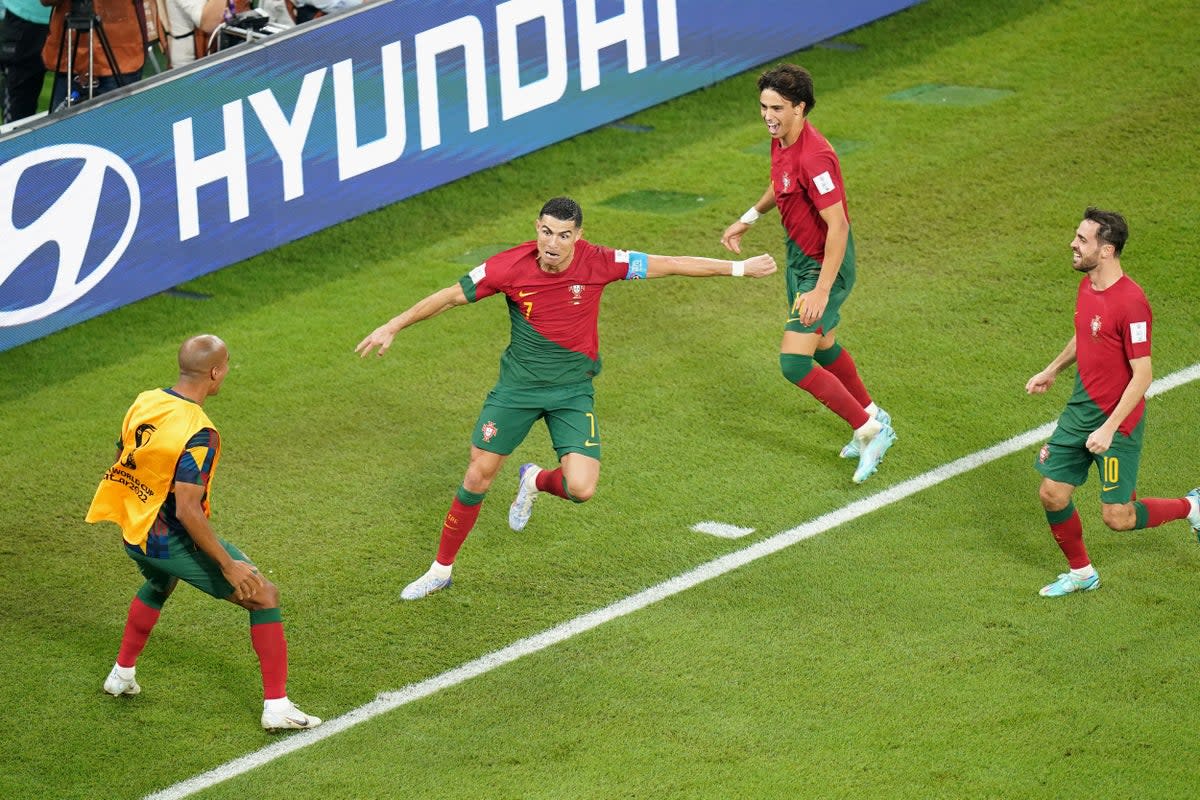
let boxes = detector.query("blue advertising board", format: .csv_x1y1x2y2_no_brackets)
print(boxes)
0,0,918,351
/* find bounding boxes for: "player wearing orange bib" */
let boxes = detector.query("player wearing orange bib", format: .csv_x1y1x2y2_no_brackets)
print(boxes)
87,335,320,730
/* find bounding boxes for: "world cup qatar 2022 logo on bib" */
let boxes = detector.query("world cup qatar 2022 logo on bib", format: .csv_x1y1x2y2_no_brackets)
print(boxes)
0,144,141,327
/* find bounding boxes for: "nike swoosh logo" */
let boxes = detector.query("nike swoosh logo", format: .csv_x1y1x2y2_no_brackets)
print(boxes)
584,439,599,448
1101,484,1119,492
271,715,314,729
517,290,537,298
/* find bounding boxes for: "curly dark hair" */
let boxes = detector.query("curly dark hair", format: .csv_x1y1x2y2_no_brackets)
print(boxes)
757,64,815,114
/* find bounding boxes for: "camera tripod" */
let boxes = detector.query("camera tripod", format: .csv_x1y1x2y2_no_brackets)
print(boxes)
58,0,128,108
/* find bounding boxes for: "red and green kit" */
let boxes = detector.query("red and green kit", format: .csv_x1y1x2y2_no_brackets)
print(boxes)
457,240,647,457
1037,275,1153,499
772,121,856,334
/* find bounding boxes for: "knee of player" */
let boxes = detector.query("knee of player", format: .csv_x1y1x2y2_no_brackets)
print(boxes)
566,479,596,503
464,459,502,493
462,474,494,495
1038,484,1070,510
779,353,814,384
1100,503,1135,531
244,580,280,610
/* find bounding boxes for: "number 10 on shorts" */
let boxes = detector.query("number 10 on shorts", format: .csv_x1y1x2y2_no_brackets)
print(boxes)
1103,456,1119,483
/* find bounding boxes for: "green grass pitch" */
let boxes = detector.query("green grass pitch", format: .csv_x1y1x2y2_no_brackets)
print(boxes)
2,0,1199,797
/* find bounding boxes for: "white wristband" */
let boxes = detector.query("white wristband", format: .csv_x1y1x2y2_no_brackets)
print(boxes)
731,260,745,277
739,207,760,225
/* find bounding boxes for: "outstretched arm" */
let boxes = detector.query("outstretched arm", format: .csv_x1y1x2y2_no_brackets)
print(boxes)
1026,335,1077,394
644,252,777,279
355,283,469,358
721,183,777,254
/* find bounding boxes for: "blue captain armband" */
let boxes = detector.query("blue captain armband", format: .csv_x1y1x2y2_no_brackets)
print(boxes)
618,250,649,280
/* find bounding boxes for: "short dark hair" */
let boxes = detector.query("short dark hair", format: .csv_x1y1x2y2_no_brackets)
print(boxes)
757,64,816,115
1084,207,1128,255
540,196,583,228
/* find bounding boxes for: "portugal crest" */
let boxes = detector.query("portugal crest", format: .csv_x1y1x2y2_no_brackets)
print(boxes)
569,284,585,305
1090,315,1102,338
481,420,498,442
1038,444,1050,464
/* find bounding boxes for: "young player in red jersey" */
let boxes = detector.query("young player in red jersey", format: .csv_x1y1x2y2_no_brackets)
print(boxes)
356,197,777,599
721,64,895,484
1026,208,1200,597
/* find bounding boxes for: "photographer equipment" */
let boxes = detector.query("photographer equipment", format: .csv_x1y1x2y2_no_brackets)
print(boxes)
210,8,284,53
47,0,148,110
58,0,124,107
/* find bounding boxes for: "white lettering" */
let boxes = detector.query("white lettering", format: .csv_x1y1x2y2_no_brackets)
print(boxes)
576,0,647,92
334,42,407,181
247,69,327,202
168,2,682,236
496,0,568,121
415,16,489,150
173,102,249,241
656,0,679,60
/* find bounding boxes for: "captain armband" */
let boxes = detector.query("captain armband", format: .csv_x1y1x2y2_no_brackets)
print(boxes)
622,251,649,280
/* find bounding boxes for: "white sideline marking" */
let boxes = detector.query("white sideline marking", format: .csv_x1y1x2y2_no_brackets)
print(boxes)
145,364,1200,800
692,521,756,538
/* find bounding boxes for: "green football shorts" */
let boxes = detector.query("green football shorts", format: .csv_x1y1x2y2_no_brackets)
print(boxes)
784,230,857,335
471,383,601,459
1034,417,1145,504
126,538,253,600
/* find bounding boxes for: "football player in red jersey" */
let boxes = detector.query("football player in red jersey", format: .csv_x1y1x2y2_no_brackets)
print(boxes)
1026,208,1200,597
722,64,895,484
357,197,776,599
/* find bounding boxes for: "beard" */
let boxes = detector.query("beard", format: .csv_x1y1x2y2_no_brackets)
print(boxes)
1072,252,1098,272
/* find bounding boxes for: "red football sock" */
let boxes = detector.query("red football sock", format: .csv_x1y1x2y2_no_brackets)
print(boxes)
1050,508,1089,569
116,596,161,668
535,467,572,499
821,347,872,408
1136,497,1191,528
796,367,871,429
436,496,482,566
250,621,288,701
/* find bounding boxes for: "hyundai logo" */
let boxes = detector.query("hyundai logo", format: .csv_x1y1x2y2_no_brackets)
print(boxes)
0,144,140,326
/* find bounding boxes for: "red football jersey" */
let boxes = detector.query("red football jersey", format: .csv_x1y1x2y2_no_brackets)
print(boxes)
771,120,850,261
1062,274,1152,436
459,240,642,387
